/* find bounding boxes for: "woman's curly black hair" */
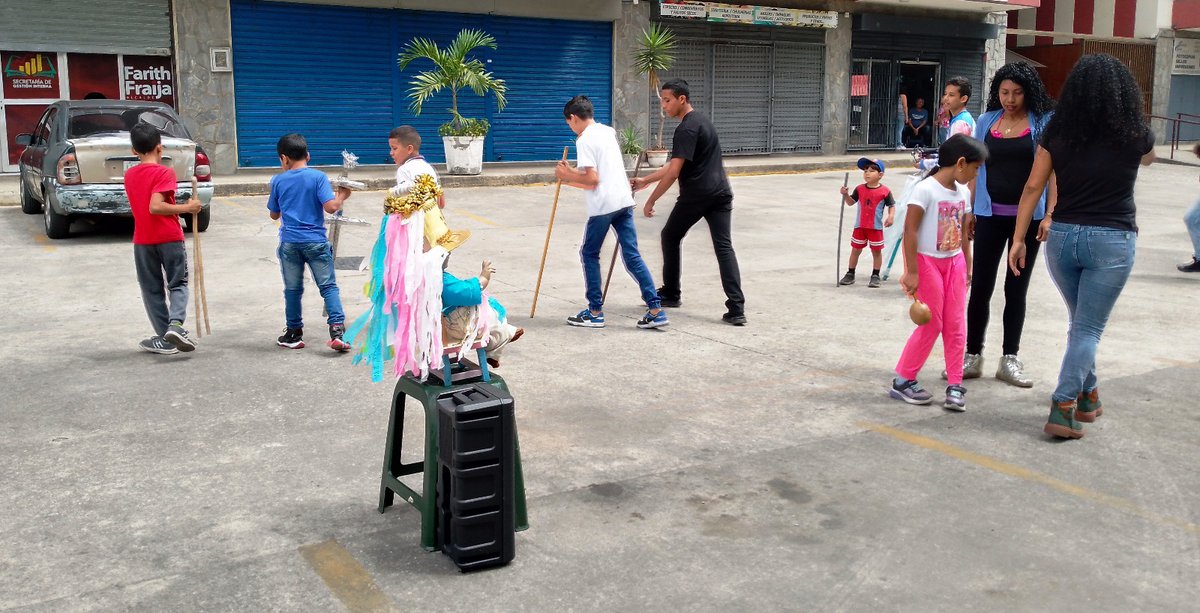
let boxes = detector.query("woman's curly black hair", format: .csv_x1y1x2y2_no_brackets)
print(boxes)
1043,54,1149,150
985,61,1054,116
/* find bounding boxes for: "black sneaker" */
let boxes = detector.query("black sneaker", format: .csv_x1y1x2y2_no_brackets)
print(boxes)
656,287,681,308
277,328,304,349
839,271,856,286
722,312,747,326
328,324,350,352
163,321,197,352
139,336,179,355
566,309,605,328
1178,257,1200,273
868,274,882,288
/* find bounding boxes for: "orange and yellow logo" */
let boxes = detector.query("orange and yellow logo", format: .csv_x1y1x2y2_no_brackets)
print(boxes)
5,53,57,79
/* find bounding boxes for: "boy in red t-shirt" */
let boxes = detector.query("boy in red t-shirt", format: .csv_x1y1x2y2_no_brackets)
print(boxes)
125,122,203,355
839,157,896,288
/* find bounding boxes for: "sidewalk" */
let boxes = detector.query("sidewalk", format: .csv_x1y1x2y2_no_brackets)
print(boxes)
4,142,1191,205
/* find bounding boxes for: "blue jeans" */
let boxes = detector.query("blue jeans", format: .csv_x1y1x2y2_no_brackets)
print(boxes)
278,241,345,329
581,206,660,312
1185,200,1200,258
1044,222,1136,403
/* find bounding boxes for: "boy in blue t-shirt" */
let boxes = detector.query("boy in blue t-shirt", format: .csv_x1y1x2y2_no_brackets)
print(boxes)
267,133,352,351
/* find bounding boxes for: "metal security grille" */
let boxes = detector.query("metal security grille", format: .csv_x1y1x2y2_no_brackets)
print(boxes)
650,21,826,155
0,0,171,55
713,45,771,154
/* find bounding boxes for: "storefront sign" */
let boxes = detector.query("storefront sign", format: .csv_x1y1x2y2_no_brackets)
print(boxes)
659,0,707,19
658,1,838,28
3,52,60,99
851,75,870,97
1173,38,1200,76
122,56,175,106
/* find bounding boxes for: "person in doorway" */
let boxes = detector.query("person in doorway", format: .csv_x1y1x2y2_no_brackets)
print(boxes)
890,135,985,411
839,157,896,288
1178,143,1200,273
268,133,353,351
633,79,747,326
1008,54,1155,440
555,95,668,330
942,76,976,138
896,92,910,150
959,62,1056,388
907,98,930,147
125,122,204,355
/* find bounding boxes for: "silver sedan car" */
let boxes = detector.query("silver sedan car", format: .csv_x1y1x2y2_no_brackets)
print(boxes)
16,100,214,239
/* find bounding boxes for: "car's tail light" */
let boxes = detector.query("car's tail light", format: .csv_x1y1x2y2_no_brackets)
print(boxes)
195,150,211,182
57,149,81,185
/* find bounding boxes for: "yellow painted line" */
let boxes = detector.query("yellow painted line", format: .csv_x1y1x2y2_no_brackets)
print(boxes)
299,539,396,612
858,421,1200,535
32,232,56,253
455,209,503,228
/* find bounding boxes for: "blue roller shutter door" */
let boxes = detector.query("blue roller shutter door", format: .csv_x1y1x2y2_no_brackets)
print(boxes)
230,0,611,167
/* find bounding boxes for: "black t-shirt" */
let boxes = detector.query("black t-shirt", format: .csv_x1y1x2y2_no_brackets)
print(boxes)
671,110,732,204
984,130,1035,205
1042,130,1154,232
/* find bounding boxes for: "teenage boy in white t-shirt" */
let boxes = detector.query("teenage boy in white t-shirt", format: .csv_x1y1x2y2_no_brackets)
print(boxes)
555,95,668,329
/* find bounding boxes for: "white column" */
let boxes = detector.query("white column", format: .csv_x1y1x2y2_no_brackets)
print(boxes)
1054,0,1076,44
1094,0,1117,38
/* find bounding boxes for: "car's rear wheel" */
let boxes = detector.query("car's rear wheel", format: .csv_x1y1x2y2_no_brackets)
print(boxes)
184,208,210,233
44,196,70,239
20,179,42,215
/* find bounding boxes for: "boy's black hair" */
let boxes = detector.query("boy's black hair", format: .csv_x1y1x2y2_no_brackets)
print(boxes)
130,122,161,154
946,76,972,100
563,95,594,120
931,134,989,174
660,79,690,101
277,133,308,161
389,125,421,151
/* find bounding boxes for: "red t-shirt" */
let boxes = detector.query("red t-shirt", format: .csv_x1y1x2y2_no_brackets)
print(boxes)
125,162,184,245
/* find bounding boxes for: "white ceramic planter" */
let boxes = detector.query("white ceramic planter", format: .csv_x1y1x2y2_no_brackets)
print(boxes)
645,150,669,168
442,136,484,175
622,153,639,171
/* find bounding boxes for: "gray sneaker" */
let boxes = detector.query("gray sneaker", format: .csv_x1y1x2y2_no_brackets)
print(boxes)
868,274,882,288
995,354,1033,387
163,322,197,352
889,378,933,405
944,385,967,411
942,353,983,380
139,336,179,355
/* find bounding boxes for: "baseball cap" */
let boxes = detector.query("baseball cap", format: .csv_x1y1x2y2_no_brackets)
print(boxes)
856,157,885,173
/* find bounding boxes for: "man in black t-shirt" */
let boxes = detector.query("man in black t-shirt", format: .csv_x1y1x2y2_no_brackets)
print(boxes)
633,79,746,325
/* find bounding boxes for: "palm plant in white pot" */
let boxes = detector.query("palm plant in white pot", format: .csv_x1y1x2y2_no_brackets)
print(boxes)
633,23,676,167
399,29,508,175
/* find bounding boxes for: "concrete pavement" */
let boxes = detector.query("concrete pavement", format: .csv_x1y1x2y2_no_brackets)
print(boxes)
0,160,1198,611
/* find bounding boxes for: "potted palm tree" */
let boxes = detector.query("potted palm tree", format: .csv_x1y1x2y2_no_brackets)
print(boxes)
633,23,676,168
398,29,508,175
618,126,644,171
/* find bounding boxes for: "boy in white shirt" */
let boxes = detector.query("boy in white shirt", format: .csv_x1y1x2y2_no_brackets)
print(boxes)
388,125,445,208
555,95,667,329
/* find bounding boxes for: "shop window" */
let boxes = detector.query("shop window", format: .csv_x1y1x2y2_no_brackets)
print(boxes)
68,54,121,100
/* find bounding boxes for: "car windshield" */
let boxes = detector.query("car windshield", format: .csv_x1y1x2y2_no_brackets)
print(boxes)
67,107,189,139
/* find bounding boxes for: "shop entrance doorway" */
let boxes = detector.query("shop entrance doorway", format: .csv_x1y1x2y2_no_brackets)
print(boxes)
898,61,940,148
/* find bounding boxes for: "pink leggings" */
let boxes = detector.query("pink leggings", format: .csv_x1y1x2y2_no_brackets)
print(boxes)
896,253,968,386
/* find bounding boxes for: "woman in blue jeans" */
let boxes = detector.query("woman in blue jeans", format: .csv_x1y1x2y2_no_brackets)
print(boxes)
1008,54,1155,440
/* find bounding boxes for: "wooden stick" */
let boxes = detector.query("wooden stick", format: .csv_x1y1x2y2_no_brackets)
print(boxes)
190,178,211,335
835,172,849,288
530,147,569,318
602,151,645,303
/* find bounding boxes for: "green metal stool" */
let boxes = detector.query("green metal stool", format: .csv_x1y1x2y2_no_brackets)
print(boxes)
378,372,529,551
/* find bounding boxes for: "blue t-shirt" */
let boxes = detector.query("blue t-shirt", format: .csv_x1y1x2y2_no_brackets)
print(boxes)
908,108,929,127
267,167,334,243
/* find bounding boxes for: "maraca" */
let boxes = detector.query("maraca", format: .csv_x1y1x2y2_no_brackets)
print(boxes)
909,297,932,326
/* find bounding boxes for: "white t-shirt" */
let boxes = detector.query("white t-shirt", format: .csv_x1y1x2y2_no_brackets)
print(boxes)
575,123,634,217
907,176,971,258
389,156,440,196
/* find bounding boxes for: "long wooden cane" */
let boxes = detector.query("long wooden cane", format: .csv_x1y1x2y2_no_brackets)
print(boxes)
191,178,211,335
601,152,645,304
530,147,569,318
835,172,849,288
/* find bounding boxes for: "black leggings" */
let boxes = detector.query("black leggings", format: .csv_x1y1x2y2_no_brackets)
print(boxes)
966,214,1041,356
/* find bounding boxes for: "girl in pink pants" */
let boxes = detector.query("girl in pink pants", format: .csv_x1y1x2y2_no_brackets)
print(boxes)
890,135,988,411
